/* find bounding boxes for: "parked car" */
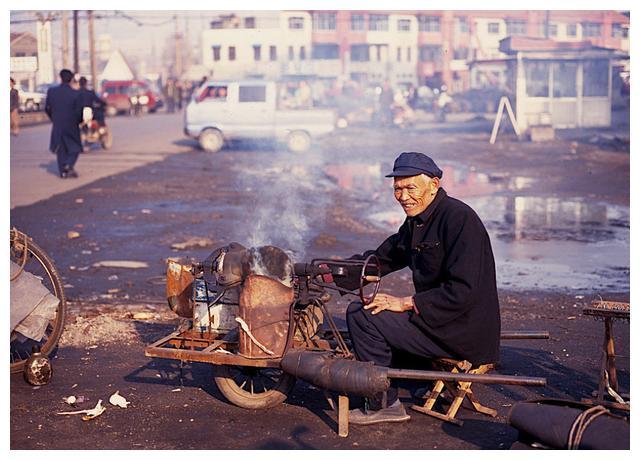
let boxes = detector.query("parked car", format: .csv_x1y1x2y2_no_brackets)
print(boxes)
453,87,512,113
184,80,336,153
101,80,160,116
16,84,46,112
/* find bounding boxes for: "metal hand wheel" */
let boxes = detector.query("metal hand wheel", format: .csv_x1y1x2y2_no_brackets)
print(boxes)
359,254,381,305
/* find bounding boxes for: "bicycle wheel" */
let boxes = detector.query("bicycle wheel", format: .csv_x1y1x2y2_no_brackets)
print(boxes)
10,230,66,373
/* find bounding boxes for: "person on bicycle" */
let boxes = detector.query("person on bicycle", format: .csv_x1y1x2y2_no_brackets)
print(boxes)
78,76,106,127
340,151,501,425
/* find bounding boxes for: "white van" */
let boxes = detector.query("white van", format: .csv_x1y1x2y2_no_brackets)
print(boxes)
184,80,336,153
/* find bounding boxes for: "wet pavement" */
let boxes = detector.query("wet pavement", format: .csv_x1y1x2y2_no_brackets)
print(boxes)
9,111,630,449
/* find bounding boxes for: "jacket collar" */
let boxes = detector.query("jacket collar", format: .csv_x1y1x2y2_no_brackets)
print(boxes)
411,187,447,225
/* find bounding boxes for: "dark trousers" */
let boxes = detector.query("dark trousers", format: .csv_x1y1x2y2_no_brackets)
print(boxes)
56,148,80,174
346,301,453,408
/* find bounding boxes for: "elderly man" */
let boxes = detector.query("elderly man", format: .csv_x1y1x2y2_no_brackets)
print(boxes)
344,151,501,425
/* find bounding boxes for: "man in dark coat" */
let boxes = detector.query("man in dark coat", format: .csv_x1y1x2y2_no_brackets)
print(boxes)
10,77,20,136
342,151,501,425
45,69,83,178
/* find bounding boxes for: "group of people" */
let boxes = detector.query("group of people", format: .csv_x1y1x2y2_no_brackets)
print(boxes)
163,78,202,112
43,69,106,178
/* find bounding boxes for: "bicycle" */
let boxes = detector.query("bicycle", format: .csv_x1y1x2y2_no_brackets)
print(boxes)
10,228,66,373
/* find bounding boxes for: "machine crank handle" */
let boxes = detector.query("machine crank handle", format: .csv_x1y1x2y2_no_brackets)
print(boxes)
362,275,381,283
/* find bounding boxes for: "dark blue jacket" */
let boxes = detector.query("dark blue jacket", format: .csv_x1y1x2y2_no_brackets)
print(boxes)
45,83,83,155
342,188,501,365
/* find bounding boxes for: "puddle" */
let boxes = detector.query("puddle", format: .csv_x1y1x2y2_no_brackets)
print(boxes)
324,161,629,293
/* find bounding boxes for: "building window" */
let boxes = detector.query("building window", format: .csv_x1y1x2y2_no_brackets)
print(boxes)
407,47,411,62
552,62,577,97
418,15,440,32
313,12,336,30
253,45,261,61
270,46,277,61
453,47,469,60
397,46,402,62
419,45,442,63
312,43,339,59
351,13,365,31
288,46,294,60
397,19,411,32
548,23,558,37
369,14,389,31
583,59,609,97
244,17,255,29
566,23,577,37
239,85,266,103
212,46,221,61
288,16,304,29
456,17,469,33
487,22,500,34
582,22,602,37
350,44,369,62
525,61,550,97
612,23,628,38
228,46,236,61
506,19,527,35
300,46,306,60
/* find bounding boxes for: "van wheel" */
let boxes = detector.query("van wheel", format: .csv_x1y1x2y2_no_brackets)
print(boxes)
287,130,311,153
199,128,224,153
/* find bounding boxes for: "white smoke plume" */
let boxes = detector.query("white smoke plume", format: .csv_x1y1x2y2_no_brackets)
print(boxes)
242,163,322,261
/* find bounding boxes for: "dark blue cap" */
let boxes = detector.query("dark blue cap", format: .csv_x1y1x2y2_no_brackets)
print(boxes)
385,152,443,179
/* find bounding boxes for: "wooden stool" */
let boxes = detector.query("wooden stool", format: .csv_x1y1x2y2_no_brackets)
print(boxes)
410,358,498,426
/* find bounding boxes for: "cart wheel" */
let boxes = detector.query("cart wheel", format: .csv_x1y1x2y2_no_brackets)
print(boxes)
10,230,66,373
213,365,295,409
101,129,113,149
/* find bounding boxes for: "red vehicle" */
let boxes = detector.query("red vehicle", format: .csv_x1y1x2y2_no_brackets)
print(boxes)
101,80,162,116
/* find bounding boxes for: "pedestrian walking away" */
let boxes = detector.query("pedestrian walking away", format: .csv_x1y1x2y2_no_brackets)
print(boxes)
337,151,501,426
10,77,20,136
45,69,83,178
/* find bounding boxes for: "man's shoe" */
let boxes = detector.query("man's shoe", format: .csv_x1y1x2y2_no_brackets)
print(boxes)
59,171,69,178
67,169,79,178
348,400,410,426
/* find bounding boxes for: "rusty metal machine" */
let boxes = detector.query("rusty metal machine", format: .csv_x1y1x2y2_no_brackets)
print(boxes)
146,242,548,433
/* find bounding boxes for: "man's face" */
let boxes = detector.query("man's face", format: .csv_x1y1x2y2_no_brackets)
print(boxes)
393,174,439,217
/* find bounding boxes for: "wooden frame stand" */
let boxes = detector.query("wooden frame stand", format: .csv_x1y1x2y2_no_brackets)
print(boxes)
411,359,497,426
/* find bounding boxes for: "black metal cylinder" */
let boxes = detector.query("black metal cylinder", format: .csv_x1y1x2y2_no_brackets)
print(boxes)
280,350,389,397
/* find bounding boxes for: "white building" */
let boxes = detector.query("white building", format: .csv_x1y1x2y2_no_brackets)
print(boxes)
201,12,312,80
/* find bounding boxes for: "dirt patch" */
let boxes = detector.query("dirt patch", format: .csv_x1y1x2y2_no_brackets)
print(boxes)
60,303,177,347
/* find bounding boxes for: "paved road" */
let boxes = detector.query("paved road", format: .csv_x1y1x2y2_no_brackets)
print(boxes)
10,111,193,209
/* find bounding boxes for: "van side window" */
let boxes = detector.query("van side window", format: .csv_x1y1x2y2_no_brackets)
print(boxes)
239,85,266,102
198,85,228,102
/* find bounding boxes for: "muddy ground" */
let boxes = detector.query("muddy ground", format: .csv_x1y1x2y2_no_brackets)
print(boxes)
10,118,630,449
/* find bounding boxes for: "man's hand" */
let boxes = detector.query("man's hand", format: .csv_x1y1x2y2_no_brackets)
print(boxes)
364,293,414,315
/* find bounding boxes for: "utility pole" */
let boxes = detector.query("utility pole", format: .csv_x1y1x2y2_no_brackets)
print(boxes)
61,10,69,69
88,10,97,88
174,14,182,78
184,14,191,72
73,10,79,74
